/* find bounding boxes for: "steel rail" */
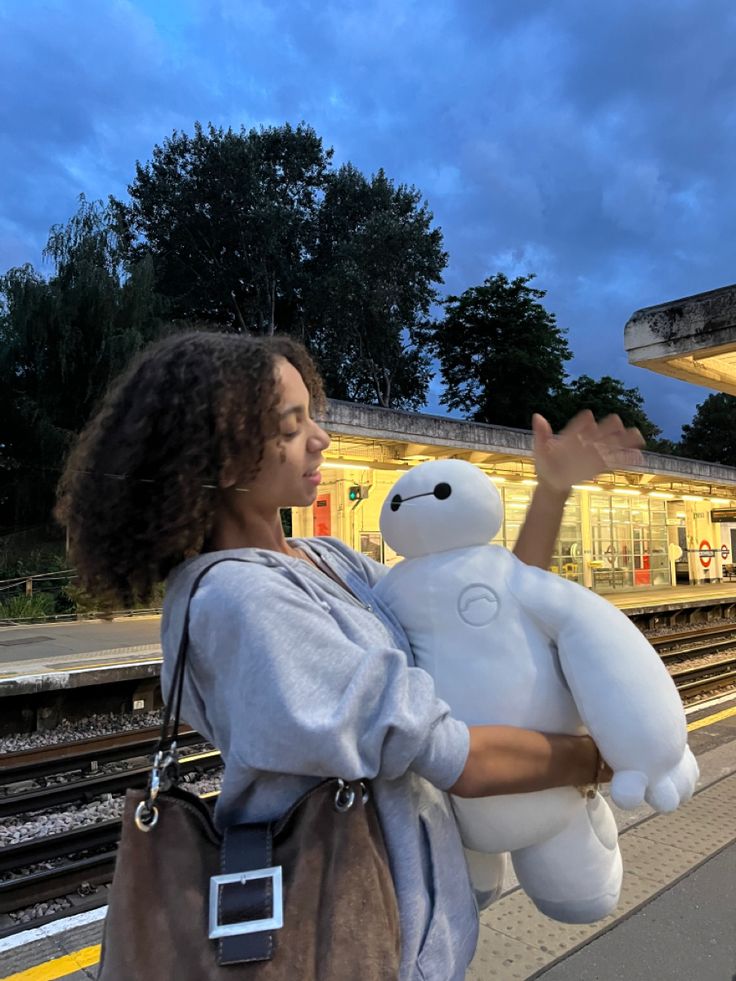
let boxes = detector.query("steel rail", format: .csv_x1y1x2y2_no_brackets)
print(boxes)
0,820,121,875
0,852,115,915
676,667,736,698
670,655,736,683
657,638,736,662
649,623,736,649
0,750,222,818
0,727,202,784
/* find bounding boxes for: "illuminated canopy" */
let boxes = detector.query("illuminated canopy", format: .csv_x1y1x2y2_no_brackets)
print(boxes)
624,283,736,395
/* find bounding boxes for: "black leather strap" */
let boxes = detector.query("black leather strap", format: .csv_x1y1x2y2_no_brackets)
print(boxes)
163,557,245,751
217,822,278,965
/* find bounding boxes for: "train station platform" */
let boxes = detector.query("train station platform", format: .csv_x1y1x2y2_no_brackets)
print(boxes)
0,617,161,698
468,725,736,980
3,581,736,698
603,580,736,615
1,703,734,980
535,841,736,980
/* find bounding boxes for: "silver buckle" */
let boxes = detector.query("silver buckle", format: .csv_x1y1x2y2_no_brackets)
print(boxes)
208,866,283,939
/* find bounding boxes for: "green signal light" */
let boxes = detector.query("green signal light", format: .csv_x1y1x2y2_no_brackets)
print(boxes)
348,485,362,501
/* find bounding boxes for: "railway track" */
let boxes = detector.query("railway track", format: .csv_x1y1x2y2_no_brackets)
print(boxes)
0,748,221,818
0,727,221,931
650,622,736,658
649,624,736,702
672,657,736,700
2,622,735,937
0,725,201,786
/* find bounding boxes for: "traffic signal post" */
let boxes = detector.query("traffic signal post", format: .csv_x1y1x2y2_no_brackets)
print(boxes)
348,484,370,509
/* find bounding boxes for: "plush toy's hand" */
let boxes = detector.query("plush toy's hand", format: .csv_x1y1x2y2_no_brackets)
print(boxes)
610,747,699,813
532,411,645,494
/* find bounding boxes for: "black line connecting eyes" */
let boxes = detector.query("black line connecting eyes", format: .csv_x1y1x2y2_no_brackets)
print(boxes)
390,482,452,512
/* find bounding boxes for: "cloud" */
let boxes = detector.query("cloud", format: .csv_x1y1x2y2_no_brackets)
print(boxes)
2,0,735,439
0,1,208,258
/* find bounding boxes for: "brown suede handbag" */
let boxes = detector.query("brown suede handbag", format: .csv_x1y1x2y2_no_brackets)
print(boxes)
97,558,401,981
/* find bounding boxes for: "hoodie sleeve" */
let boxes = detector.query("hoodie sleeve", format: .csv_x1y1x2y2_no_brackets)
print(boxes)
186,562,469,790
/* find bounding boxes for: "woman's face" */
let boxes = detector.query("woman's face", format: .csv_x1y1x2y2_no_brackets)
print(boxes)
242,358,331,510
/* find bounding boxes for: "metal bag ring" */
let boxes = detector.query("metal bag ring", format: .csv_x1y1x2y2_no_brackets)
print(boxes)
334,779,356,812
359,781,370,804
134,800,159,831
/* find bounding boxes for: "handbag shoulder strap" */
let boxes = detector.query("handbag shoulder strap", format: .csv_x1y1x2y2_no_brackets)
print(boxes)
160,556,240,751
145,556,253,803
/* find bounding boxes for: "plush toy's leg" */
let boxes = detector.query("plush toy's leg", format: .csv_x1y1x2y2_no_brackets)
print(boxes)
463,848,508,910
510,793,622,924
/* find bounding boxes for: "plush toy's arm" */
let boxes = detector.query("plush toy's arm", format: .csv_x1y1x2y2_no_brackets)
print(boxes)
506,560,698,813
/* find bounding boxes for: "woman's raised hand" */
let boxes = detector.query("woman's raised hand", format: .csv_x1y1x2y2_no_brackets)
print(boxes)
531,411,645,494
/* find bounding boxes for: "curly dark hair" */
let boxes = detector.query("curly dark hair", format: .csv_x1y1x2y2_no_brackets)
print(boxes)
54,330,325,607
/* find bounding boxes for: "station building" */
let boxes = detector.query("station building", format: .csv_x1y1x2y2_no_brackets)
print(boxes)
623,281,736,591
289,398,736,595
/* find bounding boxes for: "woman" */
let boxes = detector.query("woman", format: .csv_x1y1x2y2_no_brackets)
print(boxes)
56,330,642,981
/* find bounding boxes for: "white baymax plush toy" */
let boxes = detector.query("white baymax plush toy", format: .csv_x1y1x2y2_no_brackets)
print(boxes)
374,459,699,924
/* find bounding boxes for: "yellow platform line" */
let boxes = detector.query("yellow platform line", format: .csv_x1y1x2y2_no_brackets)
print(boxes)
179,750,220,764
687,704,736,732
1,944,100,981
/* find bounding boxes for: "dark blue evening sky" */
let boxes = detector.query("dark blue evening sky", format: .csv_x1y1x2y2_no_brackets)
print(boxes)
2,0,735,437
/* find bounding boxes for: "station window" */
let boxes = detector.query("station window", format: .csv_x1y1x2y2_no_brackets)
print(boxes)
589,494,670,591
497,487,583,583
498,486,533,549
647,498,670,586
546,498,583,583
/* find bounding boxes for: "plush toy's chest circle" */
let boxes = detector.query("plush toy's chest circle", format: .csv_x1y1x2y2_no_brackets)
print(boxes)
457,583,501,626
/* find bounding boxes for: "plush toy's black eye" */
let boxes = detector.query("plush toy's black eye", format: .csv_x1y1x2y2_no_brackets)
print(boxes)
433,482,452,500
390,494,402,512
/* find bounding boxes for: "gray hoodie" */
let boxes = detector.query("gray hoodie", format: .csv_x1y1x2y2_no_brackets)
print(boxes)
161,536,479,981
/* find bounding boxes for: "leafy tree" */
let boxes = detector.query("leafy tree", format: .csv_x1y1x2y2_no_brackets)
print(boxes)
115,122,331,334
548,374,663,446
304,165,445,408
427,274,571,428
116,123,446,407
646,436,682,456
679,393,736,466
0,197,165,529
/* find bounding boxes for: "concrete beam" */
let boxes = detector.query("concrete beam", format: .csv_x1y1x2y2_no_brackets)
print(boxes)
640,448,736,484
322,398,736,489
624,283,736,393
449,450,521,465
324,399,536,458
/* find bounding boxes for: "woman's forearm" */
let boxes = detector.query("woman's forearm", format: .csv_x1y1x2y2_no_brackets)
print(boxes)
450,725,602,798
512,481,569,570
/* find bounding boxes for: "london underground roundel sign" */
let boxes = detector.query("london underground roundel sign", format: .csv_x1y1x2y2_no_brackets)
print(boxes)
699,539,713,568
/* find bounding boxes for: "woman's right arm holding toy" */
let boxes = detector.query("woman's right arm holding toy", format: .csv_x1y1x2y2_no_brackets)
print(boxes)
451,726,611,798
